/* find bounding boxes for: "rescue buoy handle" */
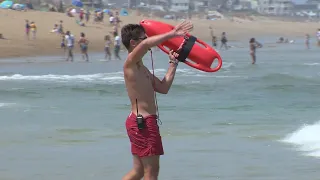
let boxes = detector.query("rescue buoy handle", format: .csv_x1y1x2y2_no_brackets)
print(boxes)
157,36,196,62
184,56,223,72
176,36,197,62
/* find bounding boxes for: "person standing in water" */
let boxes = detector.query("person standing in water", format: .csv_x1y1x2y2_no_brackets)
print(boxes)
78,32,89,61
121,21,193,180
104,35,112,60
209,26,217,48
220,32,228,50
249,38,262,64
113,31,121,60
65,31,75,62
305,34,310,49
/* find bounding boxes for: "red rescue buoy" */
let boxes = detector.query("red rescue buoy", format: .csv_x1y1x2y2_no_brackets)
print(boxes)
140,19,223,73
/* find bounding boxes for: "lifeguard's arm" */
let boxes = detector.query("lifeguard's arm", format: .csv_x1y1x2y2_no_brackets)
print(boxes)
146,63,178,94
124,31,175,68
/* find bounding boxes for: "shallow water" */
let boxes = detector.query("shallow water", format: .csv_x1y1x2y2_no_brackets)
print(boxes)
0,39,320,180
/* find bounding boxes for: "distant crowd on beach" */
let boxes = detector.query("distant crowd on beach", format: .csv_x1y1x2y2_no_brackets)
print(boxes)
14,9,320,64
23,8,123,62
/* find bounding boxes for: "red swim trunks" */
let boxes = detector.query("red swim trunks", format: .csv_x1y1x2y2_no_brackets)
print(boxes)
125,112,164,158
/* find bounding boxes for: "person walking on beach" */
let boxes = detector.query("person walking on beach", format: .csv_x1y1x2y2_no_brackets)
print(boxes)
25,20,30,40
58,20,64,34
121,21,193,180
30,22,37,40
249,38,262,64
113,31,121,60
220,32,228,50
78,32,89,61
60,32,66,53
65,31,74,62
104,35,112,60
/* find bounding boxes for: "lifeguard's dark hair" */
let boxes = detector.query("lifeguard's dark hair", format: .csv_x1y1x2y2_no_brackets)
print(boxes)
121,24,145,50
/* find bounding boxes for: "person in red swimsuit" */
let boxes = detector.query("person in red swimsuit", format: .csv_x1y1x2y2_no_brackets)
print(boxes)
121,21,193,180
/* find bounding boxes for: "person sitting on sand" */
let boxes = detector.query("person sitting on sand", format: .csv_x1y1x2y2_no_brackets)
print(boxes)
50,24,59,33
249,38,262,65
78,32,89,61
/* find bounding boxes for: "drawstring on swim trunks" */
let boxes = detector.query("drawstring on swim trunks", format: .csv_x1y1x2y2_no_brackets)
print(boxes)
150,50,162,125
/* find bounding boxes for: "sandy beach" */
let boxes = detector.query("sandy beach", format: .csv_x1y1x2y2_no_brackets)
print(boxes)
0,9,318,59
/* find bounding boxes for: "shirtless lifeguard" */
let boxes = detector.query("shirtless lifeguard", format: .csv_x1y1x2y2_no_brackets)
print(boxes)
121,21,193,180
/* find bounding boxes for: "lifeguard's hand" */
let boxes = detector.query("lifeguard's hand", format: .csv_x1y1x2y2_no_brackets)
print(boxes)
172,21,193,37
169,50,179,66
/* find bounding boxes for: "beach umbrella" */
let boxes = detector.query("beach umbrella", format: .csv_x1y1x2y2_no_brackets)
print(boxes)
0,0,13,9
103,9,109,13
71,0,83,8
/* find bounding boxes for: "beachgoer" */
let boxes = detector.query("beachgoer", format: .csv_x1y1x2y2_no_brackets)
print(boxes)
65,31,75,62
104,35,112,60
220,32,228,50
109,15,114,25
58,20,64,34
79,9,84,21
30,21,37,40
249,38,262,64
113,31,121,60
306,34,310,49
85,10,90,23
60,33,66,52
121,20,193,180
78,32,89,61
209,26,217,47
25,20,30,40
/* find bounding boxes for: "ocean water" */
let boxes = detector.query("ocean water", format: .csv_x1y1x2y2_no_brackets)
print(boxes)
0,39,320,180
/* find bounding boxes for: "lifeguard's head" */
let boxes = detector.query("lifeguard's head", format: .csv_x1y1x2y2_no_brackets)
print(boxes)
121,24,147,52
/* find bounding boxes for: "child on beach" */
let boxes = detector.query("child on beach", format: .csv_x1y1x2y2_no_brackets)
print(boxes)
104,35,112,60
78,32,89,61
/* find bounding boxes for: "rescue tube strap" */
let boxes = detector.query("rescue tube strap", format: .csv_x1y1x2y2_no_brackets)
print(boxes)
177,36,197,62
